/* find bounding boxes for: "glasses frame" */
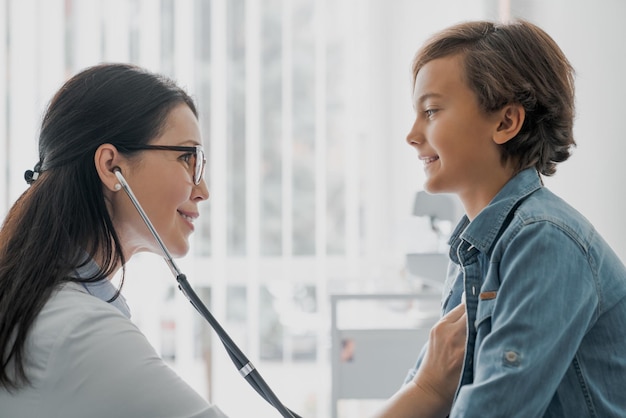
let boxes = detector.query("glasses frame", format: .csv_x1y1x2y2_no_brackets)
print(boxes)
122,144,206,185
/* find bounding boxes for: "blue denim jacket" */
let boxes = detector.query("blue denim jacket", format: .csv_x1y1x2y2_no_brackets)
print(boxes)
410,168,626,417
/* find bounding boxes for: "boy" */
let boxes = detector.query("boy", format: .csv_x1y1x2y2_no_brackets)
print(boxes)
403,20,626,417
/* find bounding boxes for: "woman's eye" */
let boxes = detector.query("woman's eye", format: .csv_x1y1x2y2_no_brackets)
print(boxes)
180,153,193,165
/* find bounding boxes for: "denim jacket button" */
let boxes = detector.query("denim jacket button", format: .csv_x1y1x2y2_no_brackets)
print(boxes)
504,350,519,365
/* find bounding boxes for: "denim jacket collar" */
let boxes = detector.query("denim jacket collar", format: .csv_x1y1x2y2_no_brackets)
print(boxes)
448,168,542,264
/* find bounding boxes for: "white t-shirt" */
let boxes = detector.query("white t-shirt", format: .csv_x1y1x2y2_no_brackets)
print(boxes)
0,280,228,418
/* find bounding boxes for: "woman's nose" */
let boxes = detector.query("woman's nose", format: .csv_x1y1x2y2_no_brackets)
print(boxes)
193,177,210,201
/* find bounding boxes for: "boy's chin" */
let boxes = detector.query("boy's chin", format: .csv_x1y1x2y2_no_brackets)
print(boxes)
423,179,446,195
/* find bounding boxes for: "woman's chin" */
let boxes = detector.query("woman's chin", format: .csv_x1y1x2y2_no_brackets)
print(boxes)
169,243,190,258
148,238,190,259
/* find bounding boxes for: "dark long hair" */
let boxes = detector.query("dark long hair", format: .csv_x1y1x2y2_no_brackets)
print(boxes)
0,63,197,390
412,20,576,176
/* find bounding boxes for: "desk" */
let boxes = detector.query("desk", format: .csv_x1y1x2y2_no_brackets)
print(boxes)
330,293,440,418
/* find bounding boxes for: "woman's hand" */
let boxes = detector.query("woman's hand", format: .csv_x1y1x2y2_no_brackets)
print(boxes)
414,302,467,409
371,302,467,418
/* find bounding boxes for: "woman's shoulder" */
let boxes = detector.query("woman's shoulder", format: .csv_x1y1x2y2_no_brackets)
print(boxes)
50,280,126,309
10,282,224,417
35,281,133,341
28,281,141,377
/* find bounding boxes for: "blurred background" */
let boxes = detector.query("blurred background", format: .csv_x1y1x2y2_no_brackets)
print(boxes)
1,0,625,416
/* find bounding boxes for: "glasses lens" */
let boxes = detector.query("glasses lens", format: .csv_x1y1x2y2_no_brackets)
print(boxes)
195,147,206,185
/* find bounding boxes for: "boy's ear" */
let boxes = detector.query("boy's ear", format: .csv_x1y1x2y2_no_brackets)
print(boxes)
94,143,124,192
494,104,525,145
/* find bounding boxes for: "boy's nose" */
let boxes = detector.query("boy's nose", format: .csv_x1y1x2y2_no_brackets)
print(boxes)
406,118,424,146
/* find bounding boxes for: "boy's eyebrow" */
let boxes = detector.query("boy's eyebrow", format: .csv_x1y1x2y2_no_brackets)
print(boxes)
412,92,444,110
416,92,444,105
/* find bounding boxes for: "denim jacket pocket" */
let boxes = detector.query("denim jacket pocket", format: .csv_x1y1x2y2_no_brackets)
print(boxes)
475,294,496,331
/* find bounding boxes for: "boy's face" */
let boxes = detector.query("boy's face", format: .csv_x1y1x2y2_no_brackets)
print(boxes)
406,53,511,216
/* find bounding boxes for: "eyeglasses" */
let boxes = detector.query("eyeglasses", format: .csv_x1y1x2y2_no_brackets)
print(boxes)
122,144,206,185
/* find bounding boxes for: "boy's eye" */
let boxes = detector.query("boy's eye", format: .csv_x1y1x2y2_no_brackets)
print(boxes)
424,109,438,119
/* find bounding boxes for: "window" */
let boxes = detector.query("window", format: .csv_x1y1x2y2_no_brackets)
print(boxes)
0,0,534,416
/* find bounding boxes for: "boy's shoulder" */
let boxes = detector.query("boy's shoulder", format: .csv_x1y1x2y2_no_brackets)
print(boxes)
506,186,598,251
517,186,591,228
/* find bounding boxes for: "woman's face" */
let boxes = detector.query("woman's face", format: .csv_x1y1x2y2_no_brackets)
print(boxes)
112,103,209,259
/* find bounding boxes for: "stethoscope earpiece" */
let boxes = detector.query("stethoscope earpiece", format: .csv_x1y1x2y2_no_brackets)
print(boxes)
112,167,124,191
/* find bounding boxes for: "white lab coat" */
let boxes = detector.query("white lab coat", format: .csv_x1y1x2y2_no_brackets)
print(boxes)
0,280,228,418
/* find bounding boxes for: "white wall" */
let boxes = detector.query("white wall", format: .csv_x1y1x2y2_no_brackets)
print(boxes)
373,0,626,262
528,0,626,262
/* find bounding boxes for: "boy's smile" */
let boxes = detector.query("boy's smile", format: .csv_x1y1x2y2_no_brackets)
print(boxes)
406,53,517,219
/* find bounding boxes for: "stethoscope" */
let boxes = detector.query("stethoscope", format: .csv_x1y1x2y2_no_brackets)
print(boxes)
114,168,301,418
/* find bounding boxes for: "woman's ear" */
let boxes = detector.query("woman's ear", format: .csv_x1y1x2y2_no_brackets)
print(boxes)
94,144,123,192
494,104,525,145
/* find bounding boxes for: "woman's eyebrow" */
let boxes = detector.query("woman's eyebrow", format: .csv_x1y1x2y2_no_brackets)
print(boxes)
176,139,202,146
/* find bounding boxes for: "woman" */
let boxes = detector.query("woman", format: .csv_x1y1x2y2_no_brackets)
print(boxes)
0,63,465,417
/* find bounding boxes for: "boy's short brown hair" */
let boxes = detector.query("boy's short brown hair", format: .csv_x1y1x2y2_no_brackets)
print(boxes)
412,20,575,176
